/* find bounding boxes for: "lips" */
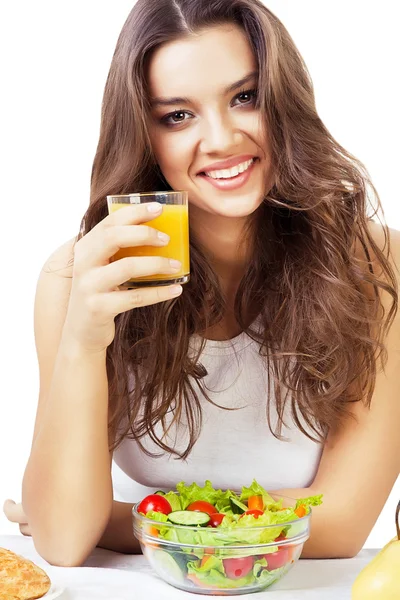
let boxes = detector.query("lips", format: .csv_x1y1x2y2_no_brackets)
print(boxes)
197,154,257,175
197,157,258,191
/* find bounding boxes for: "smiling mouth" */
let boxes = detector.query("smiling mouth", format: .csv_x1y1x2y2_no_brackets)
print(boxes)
198,157,259,180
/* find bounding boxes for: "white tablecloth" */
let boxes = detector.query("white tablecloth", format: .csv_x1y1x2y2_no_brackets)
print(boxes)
0,535,377,600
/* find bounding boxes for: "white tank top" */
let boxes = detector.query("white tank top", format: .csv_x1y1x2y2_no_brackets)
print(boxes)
113,323,324,493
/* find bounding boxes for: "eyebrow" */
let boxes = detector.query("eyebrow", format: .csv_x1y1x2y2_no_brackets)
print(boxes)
149,70,259,108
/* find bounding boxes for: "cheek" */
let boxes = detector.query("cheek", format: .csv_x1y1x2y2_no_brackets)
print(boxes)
157,147,192,184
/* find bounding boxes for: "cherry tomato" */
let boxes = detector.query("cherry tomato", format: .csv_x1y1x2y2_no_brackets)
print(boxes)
223,556,254,579
239,509,264,519
263,546,290,570
186,500,216,516
209,513,225,527
137,494,172,516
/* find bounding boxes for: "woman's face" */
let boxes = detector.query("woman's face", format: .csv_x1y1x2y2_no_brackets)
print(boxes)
146,24,273,220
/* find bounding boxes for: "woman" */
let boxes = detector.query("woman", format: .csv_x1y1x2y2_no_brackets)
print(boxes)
4,0,399,567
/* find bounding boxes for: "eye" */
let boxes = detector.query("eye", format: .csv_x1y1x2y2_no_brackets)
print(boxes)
160,110,190,127
234,88,258,106
159,88,258,128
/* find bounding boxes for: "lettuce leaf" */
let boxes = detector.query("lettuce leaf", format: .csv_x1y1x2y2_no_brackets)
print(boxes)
295,494,323,511
163,491,181,512
214,489,237,512
238,479,281,511
253,556,268,577
145,511,169,522
176,480,226,509
257,564,287,587
187,555,225,575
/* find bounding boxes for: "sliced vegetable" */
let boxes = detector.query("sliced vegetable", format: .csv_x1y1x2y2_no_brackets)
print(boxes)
149,526,159,537
223,556,254,579
248,495,263,511
187,500,216,516
168,510,210,527
200,554,212,568
209,513,225,528
240,509,264,519
151,549,183,582
239,480,279,510
262,546,291,570
294,504,307,518
230,497,248,514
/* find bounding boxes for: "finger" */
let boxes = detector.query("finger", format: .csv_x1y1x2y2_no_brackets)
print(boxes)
98,283,183,316
106,202,163,226
90,256,183,293
75,203,165,270
98,223,171,265
19,523,32,537
3,500,28,524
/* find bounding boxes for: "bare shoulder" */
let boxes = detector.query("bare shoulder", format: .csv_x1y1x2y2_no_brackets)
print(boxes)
41,235,78,279
360,219,400,270
353,220,400,311
34,235,79,332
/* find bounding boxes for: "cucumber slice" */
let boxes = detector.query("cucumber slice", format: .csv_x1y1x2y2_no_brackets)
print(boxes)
154,490,166,495
172,551,198,572
230,497,248,514
168,510,210,526
151,549,184,582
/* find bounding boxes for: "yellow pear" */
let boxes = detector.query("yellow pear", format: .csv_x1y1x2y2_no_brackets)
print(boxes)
352,500,400,599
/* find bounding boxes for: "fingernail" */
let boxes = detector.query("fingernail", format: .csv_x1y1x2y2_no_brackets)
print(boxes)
169,259,182,269
170,285,183,296
158,231,170,243
147,202,163,213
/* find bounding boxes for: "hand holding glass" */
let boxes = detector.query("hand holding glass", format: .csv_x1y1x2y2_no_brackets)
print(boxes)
107,191,190,288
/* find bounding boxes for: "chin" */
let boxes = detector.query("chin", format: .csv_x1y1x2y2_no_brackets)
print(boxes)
192,194,264,218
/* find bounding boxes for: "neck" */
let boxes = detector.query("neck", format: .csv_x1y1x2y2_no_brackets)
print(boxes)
189,206,255,285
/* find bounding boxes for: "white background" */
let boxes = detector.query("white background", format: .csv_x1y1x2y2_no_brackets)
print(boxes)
0,1,398,548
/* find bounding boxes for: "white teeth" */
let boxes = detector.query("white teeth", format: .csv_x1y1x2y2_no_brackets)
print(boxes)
205,158,255,179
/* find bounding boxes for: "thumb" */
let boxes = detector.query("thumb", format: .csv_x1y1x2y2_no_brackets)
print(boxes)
3,499,26,523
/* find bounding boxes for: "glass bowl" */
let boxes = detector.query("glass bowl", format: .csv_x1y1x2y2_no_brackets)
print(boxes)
132,492,311,595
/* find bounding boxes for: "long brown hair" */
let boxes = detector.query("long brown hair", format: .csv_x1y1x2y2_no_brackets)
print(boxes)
74,0,398,459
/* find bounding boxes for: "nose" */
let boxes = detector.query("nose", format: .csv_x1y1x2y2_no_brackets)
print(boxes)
198,112,242,155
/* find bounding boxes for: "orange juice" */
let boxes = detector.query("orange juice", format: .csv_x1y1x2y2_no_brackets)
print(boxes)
108,203,190,284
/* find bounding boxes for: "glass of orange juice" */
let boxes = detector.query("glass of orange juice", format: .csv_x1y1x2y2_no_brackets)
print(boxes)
106,191,190,288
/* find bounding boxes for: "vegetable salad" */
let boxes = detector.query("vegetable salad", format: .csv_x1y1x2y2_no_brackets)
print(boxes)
135,479,323,591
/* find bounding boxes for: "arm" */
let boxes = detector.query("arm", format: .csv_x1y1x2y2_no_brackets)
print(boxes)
273,224,400,559
97,500,141,554
22,240,114,567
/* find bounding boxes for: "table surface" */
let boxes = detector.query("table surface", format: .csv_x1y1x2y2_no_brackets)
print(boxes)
0,535,377,600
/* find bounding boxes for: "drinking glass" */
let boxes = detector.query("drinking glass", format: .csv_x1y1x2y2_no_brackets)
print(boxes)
106,191,190,288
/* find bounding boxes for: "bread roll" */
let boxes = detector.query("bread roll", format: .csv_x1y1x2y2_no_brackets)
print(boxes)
0,547,51,599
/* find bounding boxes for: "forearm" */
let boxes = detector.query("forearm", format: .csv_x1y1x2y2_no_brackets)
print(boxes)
97,500,142,554
22,335,113,566
271,486,357,559
96,485,349,559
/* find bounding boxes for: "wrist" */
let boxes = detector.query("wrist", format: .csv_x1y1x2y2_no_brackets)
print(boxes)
59,329,108,361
